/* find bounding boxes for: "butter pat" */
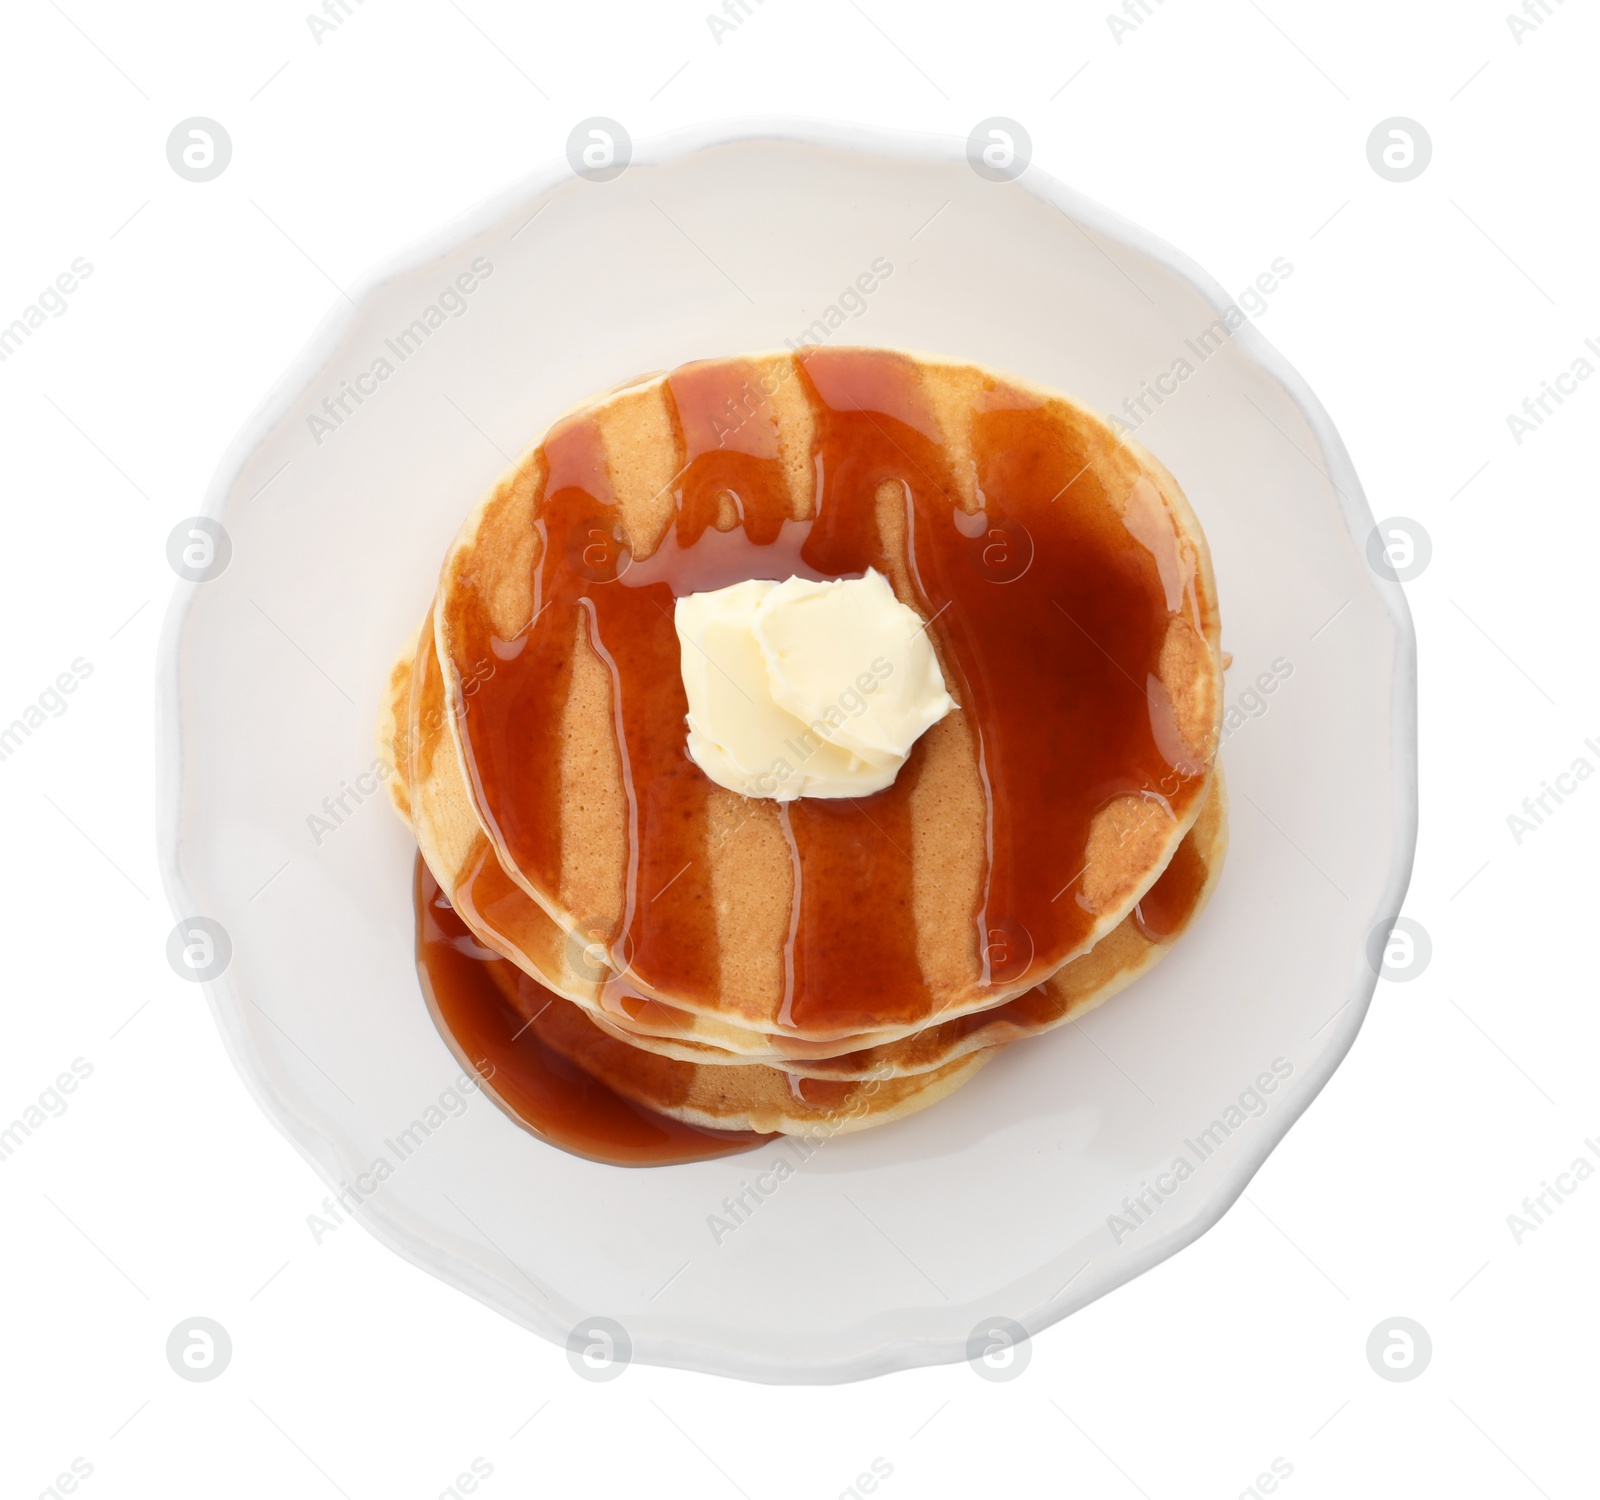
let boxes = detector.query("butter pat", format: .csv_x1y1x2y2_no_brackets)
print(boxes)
674,569,956,800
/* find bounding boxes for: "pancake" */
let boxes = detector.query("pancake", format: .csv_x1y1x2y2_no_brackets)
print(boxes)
483,958,1000,1137
429,348,1225,1042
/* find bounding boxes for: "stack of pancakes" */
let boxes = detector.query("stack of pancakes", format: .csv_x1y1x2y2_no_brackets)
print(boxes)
380,348,1226,1141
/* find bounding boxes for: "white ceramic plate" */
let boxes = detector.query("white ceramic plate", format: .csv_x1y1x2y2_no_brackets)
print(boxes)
158,120,1416,1384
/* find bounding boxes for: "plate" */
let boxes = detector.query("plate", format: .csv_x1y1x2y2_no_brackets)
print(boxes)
157,120,1416,1383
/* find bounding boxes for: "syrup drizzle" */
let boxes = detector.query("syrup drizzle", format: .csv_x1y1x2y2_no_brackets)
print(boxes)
415,855,769,1167
446,349,1208,1035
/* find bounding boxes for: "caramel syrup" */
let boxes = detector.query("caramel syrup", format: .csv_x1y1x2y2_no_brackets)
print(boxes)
414,857,768,1166
778,807,1215,1073
448,348,1207,1035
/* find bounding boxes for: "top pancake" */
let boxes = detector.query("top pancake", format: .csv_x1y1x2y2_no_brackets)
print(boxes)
432,348,1223,1040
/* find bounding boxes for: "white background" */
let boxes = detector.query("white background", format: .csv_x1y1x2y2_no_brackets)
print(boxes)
1,0,1594,1496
